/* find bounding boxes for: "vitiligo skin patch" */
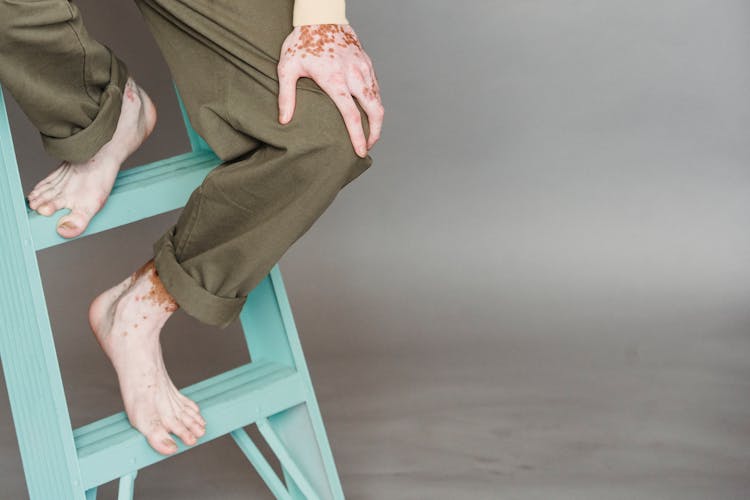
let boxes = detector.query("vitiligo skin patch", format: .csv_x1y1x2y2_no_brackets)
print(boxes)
286,24,362,58
282,23,380,105
132,259,179,313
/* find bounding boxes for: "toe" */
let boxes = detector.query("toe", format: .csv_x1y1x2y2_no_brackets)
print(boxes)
183,404,207,428
56,221,83,239
36,198,64,216
29,179,64,208
146,427,179,456
29,180,58,202
178,392,202,415
164,414,197,447
168,379,202,415
56,209,92,238
169,388,205,427
181,409,207,438
29,169,65,200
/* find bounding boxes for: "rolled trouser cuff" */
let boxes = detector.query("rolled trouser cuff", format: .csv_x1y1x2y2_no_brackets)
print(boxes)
153,226,246,329
41,49,130,163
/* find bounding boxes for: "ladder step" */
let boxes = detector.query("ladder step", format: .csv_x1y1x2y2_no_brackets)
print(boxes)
28,150,222,251
73,359,305,490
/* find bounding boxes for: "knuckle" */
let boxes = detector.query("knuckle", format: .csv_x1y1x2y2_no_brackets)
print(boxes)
350,69,366,82
329,73,347,87
277,60,296,76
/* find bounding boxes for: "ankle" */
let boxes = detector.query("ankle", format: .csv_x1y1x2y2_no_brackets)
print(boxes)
128,260,179,313
113,287,174,332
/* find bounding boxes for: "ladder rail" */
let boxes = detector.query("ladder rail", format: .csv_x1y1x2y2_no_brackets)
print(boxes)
0,84,87,498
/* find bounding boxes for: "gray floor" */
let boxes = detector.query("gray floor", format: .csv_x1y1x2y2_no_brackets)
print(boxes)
2,0,750,498
2,299,749,499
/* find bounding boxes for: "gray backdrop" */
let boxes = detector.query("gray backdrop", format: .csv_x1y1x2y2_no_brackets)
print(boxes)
1,0,749,498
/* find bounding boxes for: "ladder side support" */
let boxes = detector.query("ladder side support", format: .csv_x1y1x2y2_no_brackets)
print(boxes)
0,86,86,499
257,417,320,500
173,82,213,153
117,471,138,500
239,267,345,500
231,428,293,500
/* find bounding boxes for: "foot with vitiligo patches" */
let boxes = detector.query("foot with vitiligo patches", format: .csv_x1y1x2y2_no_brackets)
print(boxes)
26,76,157,238
88,259,207,455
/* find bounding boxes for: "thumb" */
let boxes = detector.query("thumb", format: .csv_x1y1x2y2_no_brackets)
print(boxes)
277,64,299,124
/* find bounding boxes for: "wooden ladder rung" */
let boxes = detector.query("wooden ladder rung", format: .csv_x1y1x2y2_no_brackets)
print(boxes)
28,149,222,251
74,359,305,490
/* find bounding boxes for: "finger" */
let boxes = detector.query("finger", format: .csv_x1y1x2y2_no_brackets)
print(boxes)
370,65,382,96
368,70,384,149
361,51,381,93
320,81,368,158
350,73,384,149
277,61,299,124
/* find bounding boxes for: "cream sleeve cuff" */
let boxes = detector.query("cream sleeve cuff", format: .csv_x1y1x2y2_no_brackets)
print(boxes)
292,0,349,26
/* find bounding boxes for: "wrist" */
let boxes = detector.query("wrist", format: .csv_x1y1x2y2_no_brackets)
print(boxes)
292,0,348,26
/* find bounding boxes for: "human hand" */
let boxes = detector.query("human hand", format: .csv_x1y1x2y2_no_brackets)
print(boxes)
277,24,384,158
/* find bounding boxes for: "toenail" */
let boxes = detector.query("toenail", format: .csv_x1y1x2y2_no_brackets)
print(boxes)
58,221,76,230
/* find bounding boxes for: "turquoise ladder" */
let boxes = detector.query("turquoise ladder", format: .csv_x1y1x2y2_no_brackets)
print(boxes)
0,81,345,500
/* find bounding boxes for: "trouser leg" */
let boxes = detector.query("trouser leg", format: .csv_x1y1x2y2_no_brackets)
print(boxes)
133,0,373,328
0,0,130,162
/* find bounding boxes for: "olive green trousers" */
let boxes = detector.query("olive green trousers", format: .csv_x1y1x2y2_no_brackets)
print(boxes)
0,0,373,328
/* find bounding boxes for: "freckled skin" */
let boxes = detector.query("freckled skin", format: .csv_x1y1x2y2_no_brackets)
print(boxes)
89,258,206,456
131,260,178,313
277,23,384,156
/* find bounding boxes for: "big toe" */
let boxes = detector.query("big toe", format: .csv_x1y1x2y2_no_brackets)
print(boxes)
146,427,179,456
56,209,94,238
56,220,84,239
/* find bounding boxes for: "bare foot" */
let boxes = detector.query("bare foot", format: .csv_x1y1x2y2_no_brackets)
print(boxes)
88,259,206,455
27,76,157,238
